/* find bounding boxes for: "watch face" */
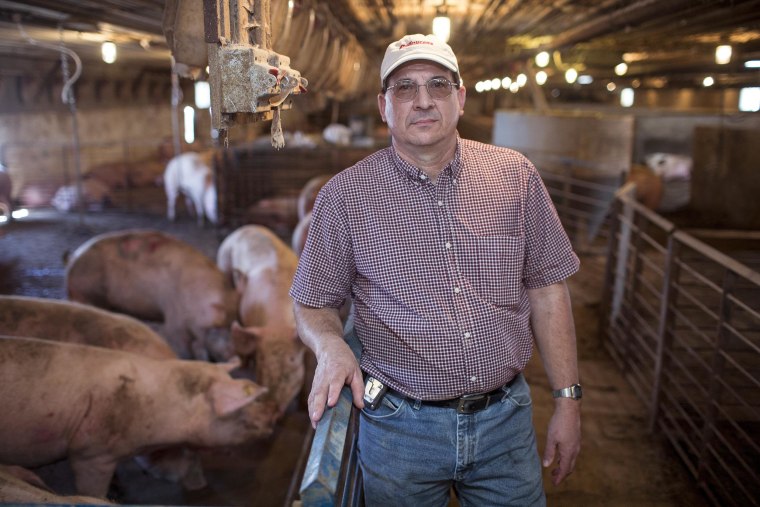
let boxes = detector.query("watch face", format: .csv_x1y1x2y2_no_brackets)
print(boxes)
571,384,583,399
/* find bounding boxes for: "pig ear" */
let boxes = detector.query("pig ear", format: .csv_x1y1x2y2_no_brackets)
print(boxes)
231,321,262,356
232,269,248,293
210,379,268,417
216,355,241,373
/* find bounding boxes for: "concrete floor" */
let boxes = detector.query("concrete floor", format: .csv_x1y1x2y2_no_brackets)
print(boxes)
0,209,710,506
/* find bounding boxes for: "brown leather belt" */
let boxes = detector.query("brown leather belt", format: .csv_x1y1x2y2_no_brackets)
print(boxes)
392,376,518,414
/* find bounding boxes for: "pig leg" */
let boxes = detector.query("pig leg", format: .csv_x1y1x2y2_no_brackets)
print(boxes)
70,455,119,498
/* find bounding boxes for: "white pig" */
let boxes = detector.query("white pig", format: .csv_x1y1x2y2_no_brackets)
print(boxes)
65,229,239,361
0,464,113,505
164,151,217,226
216,225,305,417
0,336,275,499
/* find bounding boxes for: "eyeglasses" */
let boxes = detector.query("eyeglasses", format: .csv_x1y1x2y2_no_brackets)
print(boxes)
386,77,459,101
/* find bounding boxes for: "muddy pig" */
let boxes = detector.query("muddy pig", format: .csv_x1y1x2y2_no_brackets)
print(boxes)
0,295,175,359
0,295,207,489
217,225,305,417
0,336,275,498
65,229,240,361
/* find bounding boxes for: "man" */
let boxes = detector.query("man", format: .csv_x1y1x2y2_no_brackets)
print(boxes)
290,33,581,506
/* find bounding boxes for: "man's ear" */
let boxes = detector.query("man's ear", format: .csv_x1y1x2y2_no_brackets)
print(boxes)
377,92,388,123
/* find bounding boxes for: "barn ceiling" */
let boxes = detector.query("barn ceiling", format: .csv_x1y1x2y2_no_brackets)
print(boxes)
1,0,760,99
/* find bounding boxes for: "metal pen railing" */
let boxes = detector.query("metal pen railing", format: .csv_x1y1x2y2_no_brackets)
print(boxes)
600,188,760,507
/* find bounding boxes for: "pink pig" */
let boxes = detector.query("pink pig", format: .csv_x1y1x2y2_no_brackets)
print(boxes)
0,336,275,499
217,225,305,417
65,229,239,361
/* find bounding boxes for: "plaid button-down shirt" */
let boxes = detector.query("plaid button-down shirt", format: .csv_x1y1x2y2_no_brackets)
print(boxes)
290,137,580,400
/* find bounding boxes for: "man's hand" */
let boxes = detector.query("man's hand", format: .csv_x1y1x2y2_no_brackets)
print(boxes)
307,338,365,429
542,400,581,485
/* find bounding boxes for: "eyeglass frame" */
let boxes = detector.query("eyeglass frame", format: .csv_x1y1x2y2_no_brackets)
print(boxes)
383,77,461,102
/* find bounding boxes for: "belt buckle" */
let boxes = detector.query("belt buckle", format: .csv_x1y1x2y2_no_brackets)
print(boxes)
457,393,487,414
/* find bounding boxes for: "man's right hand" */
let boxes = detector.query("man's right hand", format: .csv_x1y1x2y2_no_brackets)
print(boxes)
308,339,365,428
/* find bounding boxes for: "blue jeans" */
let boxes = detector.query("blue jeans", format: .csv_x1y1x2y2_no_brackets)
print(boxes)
357,374,545,507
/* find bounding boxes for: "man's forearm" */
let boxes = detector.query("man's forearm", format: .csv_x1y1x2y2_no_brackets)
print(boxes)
293,302,344,357
527,281,579,390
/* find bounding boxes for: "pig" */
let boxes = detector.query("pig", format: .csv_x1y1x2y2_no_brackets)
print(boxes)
0,465,113,505
297,174,332,220
163,151,217,226
65,229,240,361
0,295,175,359
644,152,692,181
0,295,207,489
0,163,11,221
291,210,312,257
0,336,275,498
216,225,305,417
51,178,111,212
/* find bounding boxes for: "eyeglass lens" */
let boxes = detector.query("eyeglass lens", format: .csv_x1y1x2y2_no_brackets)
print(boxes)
391,78,454,101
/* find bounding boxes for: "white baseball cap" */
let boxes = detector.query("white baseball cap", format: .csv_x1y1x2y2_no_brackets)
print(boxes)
380,34,460,87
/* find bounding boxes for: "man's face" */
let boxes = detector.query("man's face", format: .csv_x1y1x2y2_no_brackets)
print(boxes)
378,61,466,151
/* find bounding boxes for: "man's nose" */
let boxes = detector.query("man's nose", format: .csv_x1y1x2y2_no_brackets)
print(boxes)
413,84,434,107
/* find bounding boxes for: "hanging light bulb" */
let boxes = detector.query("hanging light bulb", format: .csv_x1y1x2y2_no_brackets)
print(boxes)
715,45,732,65
614,62,628,76
101,41,117,64
703,76,715,87
535,71,547,86
432,4,451,43
565,68,578,84
535,51,550,68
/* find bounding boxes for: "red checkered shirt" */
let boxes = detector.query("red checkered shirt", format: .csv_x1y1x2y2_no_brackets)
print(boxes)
290,137,580,400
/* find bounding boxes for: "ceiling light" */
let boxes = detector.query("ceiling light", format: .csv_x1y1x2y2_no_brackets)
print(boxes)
614,62,628,76
509,82,519,93
535,71,547,86
515,74,527,87
490,78,501,89
715,45,732,65
620,88,634,107
475,81,486,93
535,51,550,68
744,60,760,68
501,77,511,89
101,41,117,64
703,76,714,87
432,8,451,43
565,68,578,84
578,75,593,85
194,81,211,109
482,80,493,91
607,82,616,92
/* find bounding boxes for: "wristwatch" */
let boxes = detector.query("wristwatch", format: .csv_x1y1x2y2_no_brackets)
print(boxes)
552,383,583,400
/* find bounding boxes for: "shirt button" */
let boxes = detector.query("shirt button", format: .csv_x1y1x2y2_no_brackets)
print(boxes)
437,200,443,206
453,178,457,184
453,287,461,294
464,332,471,339
445,242,452,249
420,174,427,180
470,376,477,382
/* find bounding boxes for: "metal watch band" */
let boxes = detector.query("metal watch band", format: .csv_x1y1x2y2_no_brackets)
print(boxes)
552,383,582,399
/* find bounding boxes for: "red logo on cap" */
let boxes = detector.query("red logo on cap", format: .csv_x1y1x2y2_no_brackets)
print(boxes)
399,41,434,49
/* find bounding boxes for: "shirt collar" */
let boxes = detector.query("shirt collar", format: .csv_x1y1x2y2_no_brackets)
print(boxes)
389,134,463,185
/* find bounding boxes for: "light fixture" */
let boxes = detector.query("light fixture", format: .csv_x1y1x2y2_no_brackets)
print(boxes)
620,88,634,107
614,62,628,76
101,41,117,64
490,77,501,89
482,80,493,91
475,81,486,93
516,73,527,87
501,77,511,89
535,51,550,68
535,71,547,86
607,82,616,92
738,87,760,112
578,75,593,85
509,82,519,93
183,106,196,144
715,45,732,65
745,60,760,68
703,76,715,87
565,68,578,84
432,3,451,43
194,81,211,109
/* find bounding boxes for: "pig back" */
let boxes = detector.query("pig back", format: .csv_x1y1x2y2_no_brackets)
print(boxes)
66,229,236,328
0,295,176,359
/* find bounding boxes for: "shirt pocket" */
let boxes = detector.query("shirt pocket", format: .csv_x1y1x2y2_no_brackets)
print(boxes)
469,235,525,307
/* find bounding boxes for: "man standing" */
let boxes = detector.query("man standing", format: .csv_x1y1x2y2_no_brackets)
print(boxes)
291,33,581,506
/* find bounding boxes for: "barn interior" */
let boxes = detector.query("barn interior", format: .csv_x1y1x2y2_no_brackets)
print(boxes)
0,1,759,506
